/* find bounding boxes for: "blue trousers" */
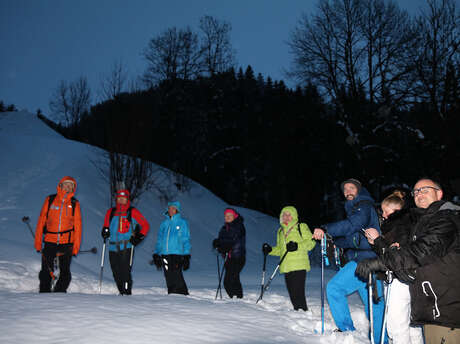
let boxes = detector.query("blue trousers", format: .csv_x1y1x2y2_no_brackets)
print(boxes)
326,261,387,343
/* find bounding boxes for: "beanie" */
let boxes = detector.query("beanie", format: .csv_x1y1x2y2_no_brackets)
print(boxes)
340,178,362,193
224,208,239,219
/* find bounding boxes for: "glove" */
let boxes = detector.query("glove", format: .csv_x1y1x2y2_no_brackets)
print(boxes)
262,243,272,255
182,255,191,271
212,238,220,249
152,254,162,270
101,227,110,239
286,241,298,252
218,242,232,254
355,258,387,281
129,232,145,246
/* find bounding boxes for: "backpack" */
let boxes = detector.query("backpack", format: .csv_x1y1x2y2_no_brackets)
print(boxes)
46,193,78,217
44,194,78,238
108,206,133,226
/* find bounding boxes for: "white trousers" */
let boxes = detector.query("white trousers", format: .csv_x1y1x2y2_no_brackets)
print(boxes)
386,278,424,344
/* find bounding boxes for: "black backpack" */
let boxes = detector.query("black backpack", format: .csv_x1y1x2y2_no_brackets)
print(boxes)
46,193,78,217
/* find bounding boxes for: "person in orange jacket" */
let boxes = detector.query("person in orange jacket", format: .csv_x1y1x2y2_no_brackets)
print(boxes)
35,176,82,292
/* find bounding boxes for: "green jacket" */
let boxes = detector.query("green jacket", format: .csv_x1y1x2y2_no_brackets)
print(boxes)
269,206,316,273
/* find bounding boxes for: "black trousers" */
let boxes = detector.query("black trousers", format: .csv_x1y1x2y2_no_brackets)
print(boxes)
109,249,133,295
284,269,308,311
224,256,245,298
162,255,189,295
39,243,73,293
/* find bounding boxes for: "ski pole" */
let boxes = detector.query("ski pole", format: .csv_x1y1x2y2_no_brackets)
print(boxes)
380,271,393,344
256,250,289,304
21,216,35,239
215,253,227,300
80,247,97,254
321,236,330,334
98,238,107,293
259,252,268,299
369,272,375,344
125,245,135,292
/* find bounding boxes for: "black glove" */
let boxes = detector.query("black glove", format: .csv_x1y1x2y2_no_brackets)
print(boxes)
182,255,191,271
262,243,272,255
152,254,162,270
355,258,387,281
212,238,220,249
286,241,298,252
101,227,110,239
218,242,233,254
130,232,144,246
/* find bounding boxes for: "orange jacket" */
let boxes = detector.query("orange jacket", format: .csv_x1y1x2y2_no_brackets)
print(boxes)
34,176,82,255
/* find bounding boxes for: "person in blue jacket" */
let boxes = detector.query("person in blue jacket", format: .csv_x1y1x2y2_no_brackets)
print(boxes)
313,178,387,343
152,201,191,295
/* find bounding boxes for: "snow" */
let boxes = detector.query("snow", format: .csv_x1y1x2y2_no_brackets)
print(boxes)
0,111,372,343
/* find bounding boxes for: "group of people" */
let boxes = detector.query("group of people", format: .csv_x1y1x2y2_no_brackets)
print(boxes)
34,176,460,344
311,178,460,344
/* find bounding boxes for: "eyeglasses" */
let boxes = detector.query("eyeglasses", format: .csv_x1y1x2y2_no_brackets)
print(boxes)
411,186,440,197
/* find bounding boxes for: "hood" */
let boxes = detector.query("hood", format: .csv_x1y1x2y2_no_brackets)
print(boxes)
279,206,298,228
164,201,181,216
349,187,374,204
56,176,77,198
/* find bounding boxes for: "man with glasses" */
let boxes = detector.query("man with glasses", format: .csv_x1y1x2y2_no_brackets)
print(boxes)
357,178,460,344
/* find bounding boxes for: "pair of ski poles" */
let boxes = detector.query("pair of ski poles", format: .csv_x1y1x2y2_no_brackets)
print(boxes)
368,270,393,344
255,250,289,304
98,239,134,294
215,252,228,300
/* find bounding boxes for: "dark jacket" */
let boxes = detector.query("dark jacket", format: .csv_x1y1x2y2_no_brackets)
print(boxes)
324,188,380,262
217,215,246,258
382,200,460,328
372,208,416,256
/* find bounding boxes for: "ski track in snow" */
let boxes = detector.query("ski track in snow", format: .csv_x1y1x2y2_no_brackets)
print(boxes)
0,112,372,344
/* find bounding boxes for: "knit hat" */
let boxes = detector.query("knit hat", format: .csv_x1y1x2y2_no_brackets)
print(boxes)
224,208,239,219
116,189,130,199
340,178,362,193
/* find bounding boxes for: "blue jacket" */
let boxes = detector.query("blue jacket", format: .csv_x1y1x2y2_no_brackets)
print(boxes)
325,188,380,262
154,204,191,255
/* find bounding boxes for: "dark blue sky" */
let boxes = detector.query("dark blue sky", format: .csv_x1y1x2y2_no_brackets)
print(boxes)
1,0,432,115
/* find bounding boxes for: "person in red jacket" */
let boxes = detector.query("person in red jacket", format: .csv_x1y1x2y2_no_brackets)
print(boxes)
35,176,82,293
101,189,150,295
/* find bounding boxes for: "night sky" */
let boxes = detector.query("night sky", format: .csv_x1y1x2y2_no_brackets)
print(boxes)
1,0,433,115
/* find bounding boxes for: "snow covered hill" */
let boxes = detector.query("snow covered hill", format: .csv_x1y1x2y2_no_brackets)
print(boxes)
0,111,371,343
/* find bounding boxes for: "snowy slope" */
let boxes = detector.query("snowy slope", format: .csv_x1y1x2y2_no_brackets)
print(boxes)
0,111,371,344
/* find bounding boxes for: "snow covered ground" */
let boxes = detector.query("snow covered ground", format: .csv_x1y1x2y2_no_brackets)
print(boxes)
0,111,372,343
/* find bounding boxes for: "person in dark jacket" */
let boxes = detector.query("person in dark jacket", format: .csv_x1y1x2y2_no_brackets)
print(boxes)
356,179,460,344
213,208,246,299
361,190,424,344
312,178,386,343
101,189,150,295
152,201,191,295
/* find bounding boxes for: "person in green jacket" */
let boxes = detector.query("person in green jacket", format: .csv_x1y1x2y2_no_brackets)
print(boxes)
262,206,316,311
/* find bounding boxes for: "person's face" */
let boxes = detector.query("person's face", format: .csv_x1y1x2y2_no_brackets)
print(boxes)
117,196,128,205
343,183,359,201
61,181,75,193
224,213,235,223
282,211,293,224
168,206,178,217
412,180,443,209
381,202,402,220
